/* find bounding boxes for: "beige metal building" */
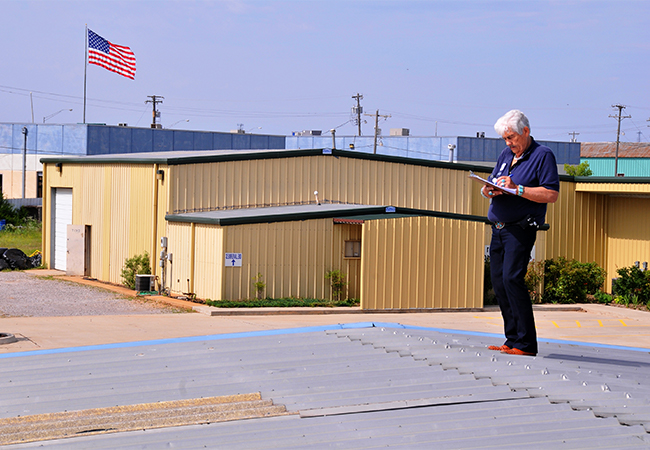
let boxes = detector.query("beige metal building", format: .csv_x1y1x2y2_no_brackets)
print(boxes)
41,148,650,309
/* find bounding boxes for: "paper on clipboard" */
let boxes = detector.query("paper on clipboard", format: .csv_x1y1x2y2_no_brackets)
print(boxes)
468,171,516,195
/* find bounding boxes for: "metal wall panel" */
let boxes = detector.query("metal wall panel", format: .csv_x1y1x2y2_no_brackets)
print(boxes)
545,182,607,266
576,181,650,194
221,219,337,301
581,157,650,177
167,219,354,300
332,224,362,300
43,162,164,285
361,216,484,310
605,196,650,291
170,156,474,216
79,165,107,280
107,165,132,283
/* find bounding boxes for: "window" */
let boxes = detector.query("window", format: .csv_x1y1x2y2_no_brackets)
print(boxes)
0,174,3,196
344,240,361,258
37,172,43,198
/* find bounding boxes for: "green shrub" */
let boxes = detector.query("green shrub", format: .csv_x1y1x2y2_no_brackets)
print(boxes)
120,252,152,290
325,269,348,302
0,192,30,226
251,273,266,299
613,265,650,304
593,291,612,304
205,297,360,308
542,257,605,304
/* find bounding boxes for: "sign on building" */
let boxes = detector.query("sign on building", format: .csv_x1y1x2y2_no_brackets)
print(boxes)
225,253,242,267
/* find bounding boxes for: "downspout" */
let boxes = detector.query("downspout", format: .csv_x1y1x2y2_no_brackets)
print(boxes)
190,222,196,295
152,164,159,281
42,164,48,267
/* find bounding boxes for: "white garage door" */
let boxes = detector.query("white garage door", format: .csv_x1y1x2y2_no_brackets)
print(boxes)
52,188,72,271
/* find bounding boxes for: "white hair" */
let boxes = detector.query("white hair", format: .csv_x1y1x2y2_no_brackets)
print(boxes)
494,110,530,136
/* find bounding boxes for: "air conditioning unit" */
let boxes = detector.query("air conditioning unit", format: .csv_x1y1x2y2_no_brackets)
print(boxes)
390,128,410,136
294,130,322,136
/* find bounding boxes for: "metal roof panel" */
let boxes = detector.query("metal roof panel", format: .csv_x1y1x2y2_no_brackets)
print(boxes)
1,324,649,448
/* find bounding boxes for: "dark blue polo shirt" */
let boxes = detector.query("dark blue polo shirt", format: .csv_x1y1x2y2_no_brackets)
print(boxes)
487,137,560,225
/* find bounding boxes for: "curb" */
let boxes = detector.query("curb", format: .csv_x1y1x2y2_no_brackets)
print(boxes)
24,270,585,317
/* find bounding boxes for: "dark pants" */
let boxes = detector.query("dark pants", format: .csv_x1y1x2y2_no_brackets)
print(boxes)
490,225,538,354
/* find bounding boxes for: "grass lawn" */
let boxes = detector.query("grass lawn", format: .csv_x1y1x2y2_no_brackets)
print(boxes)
0,222,42,256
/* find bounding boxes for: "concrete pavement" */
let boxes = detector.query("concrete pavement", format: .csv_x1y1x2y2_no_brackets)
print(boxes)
1,270,650,354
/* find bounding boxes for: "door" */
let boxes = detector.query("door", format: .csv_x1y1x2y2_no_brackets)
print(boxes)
52,188,72,271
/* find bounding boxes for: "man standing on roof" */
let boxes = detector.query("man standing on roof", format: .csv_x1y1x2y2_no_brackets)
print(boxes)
481,110,560,356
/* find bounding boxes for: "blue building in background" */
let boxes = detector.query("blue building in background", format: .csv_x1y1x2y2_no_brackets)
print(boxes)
0,123,286,157
287,134,580,165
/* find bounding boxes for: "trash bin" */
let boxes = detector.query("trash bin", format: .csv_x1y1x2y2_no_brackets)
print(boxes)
135,274,154,291
0,220,6,231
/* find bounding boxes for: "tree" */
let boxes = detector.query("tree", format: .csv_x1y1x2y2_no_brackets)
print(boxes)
564,161,593,177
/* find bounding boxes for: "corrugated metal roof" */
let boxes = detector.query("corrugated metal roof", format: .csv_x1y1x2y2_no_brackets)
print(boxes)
581,142,650,158
165,205,489,226
1,323,649,448
39,147,513,174
166,204,386,225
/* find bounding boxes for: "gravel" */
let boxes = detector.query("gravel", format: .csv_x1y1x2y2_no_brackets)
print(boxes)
0,271,179,317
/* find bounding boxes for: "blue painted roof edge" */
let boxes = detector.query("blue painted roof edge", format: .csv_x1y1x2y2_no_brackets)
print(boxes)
1,322,648,359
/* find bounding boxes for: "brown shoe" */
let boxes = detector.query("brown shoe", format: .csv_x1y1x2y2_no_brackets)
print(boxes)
501,347,536,356
487,345,510,351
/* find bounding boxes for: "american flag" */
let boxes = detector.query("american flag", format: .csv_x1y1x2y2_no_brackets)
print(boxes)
87,29,136,80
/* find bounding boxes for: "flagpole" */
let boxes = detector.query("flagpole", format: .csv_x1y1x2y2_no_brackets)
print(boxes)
83,24,88,123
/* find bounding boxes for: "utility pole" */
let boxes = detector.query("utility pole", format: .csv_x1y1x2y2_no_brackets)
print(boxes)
609,104,631,176
145,95,164,128
352,93,363,136
21,127,27,199
568,131,580,142
364,110,391,154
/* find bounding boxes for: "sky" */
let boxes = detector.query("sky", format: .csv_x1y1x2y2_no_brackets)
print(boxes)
1,0,649,143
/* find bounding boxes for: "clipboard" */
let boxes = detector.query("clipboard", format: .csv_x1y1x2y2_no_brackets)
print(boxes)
468,170,516,195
